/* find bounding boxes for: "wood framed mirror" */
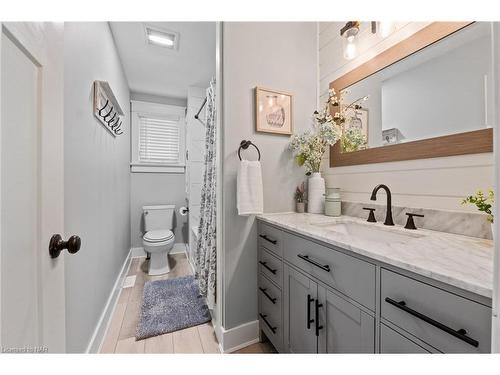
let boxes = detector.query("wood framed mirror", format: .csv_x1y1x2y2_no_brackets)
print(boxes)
329,22,493,168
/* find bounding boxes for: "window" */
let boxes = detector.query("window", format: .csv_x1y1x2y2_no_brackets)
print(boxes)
139,116,180,164
131,101,186,173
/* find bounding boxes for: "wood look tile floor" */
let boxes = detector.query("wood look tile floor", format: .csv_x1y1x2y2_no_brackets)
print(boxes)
100,252,278,354
100,254,220,354
233,341,277,354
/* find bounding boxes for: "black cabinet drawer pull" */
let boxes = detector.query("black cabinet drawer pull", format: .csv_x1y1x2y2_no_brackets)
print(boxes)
259,261,277,275
259,287,277,304
315,299,323,337
259,313,277,334
307,294,314,329
384,297,479,348
297,254,331,272
259,234,277,245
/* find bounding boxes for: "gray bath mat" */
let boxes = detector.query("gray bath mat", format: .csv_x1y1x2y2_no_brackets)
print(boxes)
136,275,210,340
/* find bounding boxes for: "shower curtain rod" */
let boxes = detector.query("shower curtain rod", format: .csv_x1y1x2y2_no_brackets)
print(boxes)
194,97,207,120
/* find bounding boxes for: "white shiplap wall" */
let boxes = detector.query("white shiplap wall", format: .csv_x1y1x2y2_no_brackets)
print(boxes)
319,22,494,212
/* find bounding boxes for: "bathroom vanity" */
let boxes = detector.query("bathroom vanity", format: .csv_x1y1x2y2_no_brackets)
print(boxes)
256,213,493,353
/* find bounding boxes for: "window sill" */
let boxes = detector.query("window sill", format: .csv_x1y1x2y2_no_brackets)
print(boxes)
130,163,185,174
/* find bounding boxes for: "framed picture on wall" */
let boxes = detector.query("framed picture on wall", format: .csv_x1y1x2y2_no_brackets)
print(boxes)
255,87,293,135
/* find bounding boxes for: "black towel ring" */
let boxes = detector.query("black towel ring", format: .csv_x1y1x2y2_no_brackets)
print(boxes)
238,140,261,161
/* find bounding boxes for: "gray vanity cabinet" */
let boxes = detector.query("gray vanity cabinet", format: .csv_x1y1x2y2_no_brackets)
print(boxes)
283,264,375,353
283,265,318,353
257,220,492,354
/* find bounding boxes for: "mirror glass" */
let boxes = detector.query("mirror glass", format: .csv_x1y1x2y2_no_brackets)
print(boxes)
340,22,492,153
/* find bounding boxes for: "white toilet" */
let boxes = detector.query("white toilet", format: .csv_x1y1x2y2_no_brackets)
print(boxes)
142,204,175,275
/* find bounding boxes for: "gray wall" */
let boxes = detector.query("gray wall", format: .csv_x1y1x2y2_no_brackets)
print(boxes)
64,22,131,352
130,172,188,248
222,22,318,329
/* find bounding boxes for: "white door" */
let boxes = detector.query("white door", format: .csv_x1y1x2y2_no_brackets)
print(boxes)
0,22,66,353
186,87,207,268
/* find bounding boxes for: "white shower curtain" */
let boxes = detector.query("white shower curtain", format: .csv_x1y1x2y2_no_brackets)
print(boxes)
195,78,217,309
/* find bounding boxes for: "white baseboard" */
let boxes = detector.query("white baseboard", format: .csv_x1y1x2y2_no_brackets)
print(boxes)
130,246,146,257
130,243,187,258
85,249,132,353
216,320,260,353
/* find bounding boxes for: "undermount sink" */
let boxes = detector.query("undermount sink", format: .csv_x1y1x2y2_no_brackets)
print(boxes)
316,220,424,245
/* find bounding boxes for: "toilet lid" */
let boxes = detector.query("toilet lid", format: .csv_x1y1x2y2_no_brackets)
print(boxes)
144,230,174,242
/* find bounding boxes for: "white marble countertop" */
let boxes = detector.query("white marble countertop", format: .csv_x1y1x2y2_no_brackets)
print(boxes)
257,212,494,298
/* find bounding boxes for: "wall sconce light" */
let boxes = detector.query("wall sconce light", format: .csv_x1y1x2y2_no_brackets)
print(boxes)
340,21,360,60
371,21,396,38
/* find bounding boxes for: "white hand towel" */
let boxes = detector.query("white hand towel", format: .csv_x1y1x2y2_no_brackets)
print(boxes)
237,160,264,216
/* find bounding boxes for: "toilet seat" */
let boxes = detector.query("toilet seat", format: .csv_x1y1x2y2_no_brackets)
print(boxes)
143,229,174,243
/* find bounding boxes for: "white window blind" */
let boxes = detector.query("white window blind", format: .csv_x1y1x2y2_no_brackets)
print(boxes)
139,116,180,164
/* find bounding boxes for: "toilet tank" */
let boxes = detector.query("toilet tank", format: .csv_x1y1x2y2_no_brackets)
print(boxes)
143,204,175,232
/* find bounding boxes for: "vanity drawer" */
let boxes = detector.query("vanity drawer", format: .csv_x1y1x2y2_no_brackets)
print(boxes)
283,233,376,310
258,274,283,351
380,324,432,353
259,273,282,311
259,305,282,352
259,247,283,287
381,269,491,353
258,222,283,257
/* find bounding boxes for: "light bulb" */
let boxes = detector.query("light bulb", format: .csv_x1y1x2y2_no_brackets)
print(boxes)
344,41,357,60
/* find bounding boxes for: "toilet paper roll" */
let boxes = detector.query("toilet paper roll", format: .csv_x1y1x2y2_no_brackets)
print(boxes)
179,206,189,216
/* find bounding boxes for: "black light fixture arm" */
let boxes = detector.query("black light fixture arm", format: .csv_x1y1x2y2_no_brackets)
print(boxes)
340,21,360,36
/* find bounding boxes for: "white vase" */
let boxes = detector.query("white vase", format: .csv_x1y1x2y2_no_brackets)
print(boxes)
308,172,325,214
492,223,494,241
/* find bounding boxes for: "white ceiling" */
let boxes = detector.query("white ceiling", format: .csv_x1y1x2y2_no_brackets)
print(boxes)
109,22,215,99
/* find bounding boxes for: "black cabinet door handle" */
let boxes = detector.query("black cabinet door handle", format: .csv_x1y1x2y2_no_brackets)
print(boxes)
259,261,277,275
315,299,323,337
384,297,479,348
259,287,277,304
297,254,331,272
259,313,277,334
259,234,277,245
307,294,314,329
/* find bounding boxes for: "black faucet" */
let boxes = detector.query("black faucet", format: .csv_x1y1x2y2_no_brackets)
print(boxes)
370,184,394,226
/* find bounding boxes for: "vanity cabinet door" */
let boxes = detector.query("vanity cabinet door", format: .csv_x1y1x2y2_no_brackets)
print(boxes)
283,265,318,353
317,286,375,353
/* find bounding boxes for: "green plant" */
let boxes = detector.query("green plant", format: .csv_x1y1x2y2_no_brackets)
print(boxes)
294,182,306,203
340,127,368,153
462,189,494,223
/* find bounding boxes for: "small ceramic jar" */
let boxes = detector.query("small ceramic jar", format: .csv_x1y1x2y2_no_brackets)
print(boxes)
325,187,341,217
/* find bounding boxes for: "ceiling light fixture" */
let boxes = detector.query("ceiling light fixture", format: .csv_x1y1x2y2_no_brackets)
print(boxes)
340,21,360,60
371,21,396,38
145,25,179,49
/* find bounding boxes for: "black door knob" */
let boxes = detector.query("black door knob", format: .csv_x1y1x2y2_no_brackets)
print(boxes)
49,234,81,258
